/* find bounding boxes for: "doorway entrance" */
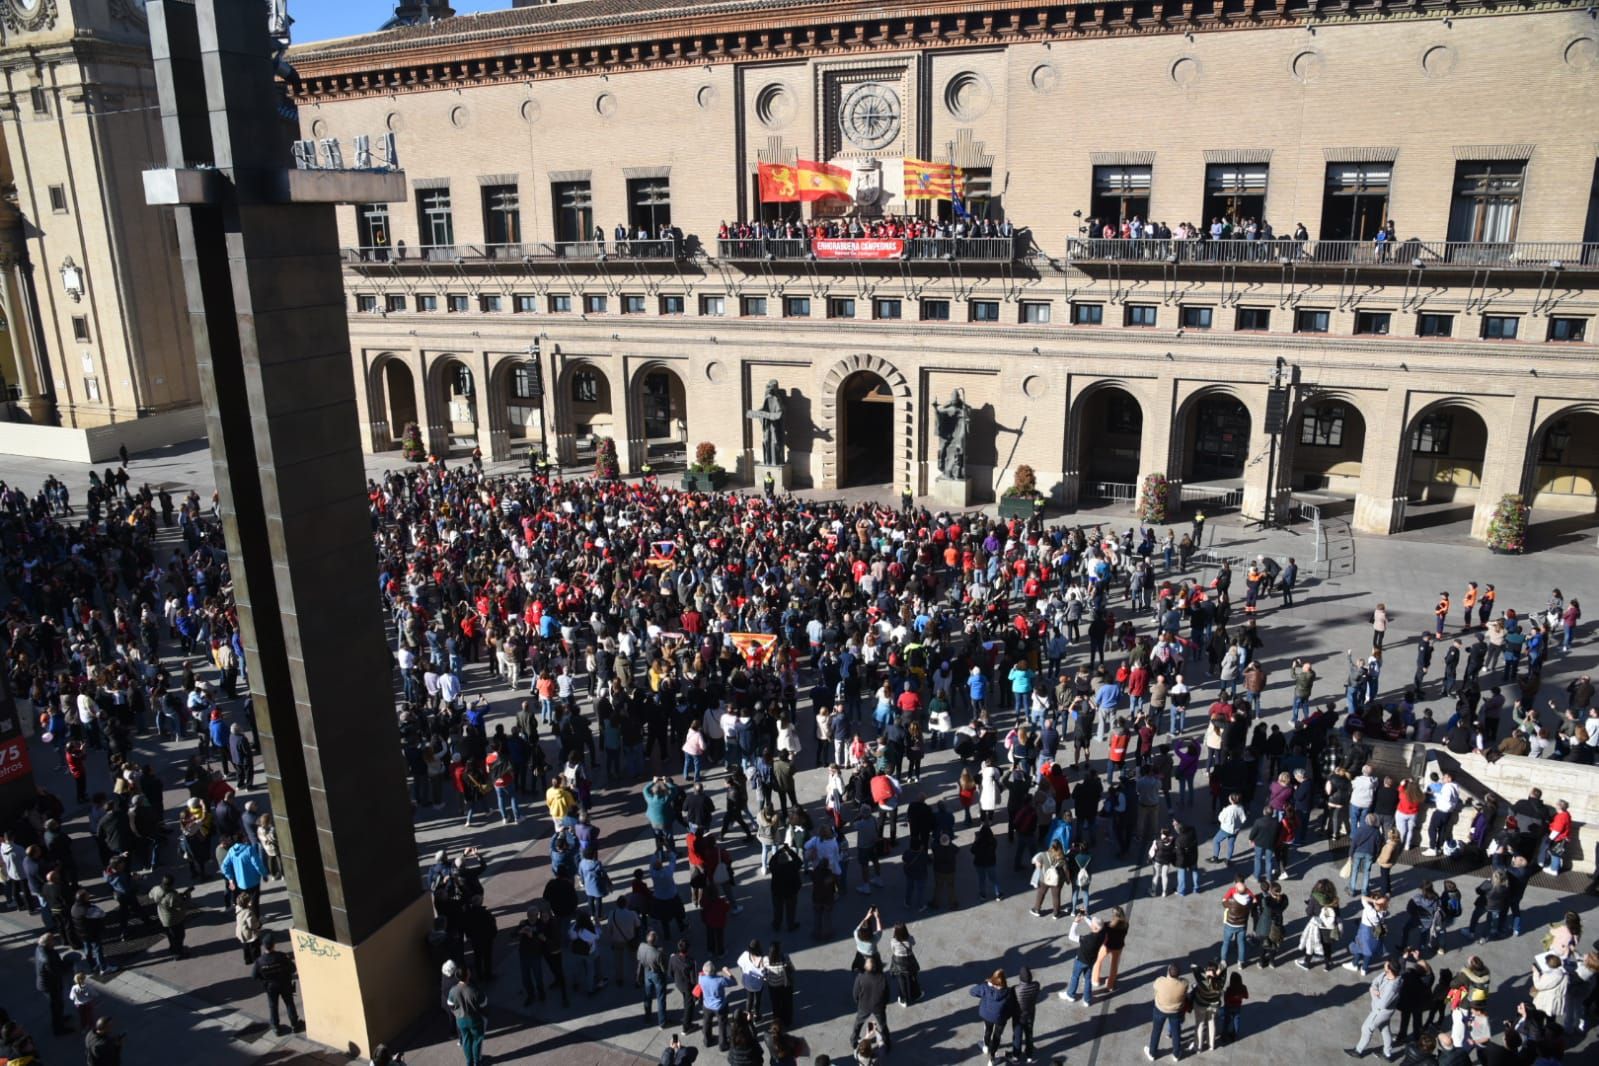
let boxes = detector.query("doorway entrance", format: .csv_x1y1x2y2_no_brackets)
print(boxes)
839,371,894,487
1186,394,1252,482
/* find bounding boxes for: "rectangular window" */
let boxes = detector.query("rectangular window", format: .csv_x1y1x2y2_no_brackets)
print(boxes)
700,295,725,317
783,296,811,318
584,293,607,314
1294,309,1331,334
511,365,540,401
479,294,503,313
1020,301,1052,324
71,315,90,341
969,300,1000,322
416,188,454,253
1410,412,1453,455
386,294,407,313
740,296,768,317
83,376,99,402
1179,306,1213,330
1354,311,1391,336
417,294,438,312
549,293,572,313
572,371,599,403
828,297,856,320
1204,163,1269,227
1125,304,1157,327
1482,315,1519,340
873,298,903,320
1299,404,1347,448
1320,163,1391,242
551,180,593,244
622,294,646,314
356,203,391,257
513,294,537,313
1418,313,1454,338
1091,165,1152,231
446,294,468,313
29,87,48,115
356,294,378,313
480,184,521,250
1071,303,1104,326
627,177,672,236
1448,161,1524,243
660,295,685,315
1549,317,1587,342
920,299,950,321
935,167,994,224
47,185,67,214
1235,307,1271,331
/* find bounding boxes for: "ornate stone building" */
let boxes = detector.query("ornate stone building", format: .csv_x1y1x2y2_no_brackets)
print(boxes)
289,0,1599,541
0,0,201,458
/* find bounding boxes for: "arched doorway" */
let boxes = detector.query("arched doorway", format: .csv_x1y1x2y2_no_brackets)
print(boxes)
635,365,687,467
1289,397,1367,495
1184,393,1252,483
839,370,894,487
1078,386,1143,487
1526,408,1599,546
487,359,544,460
554,362,615,465
430,357,479,455
382,361,418,447
1399,402,1488,530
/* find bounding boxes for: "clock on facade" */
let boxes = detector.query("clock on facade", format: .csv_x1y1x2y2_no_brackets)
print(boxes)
838,82,901,151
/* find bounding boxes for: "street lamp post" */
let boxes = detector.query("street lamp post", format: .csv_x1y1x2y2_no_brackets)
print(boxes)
1257,355,1290,529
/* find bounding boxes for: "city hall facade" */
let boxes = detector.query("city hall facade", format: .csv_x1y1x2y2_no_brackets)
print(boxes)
291,0,1599,540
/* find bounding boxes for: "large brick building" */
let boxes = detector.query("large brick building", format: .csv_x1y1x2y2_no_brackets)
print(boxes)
290,0,1599,540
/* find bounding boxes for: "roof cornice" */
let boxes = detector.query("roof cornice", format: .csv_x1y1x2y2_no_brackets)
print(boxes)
287,0,1582,103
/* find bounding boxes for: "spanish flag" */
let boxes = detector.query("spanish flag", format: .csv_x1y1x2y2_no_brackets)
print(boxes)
903,157,965,200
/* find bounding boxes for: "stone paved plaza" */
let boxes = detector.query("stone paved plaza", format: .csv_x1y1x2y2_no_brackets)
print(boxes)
0,444,1596,1066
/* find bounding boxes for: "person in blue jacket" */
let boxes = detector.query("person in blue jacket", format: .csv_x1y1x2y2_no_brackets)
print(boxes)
970,968,1018,1064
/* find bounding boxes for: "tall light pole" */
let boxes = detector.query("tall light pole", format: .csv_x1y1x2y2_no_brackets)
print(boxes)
1258,355,1289,528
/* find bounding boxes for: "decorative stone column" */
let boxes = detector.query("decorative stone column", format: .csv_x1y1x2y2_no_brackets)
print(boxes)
1353,389,1410,535
0,207,55,422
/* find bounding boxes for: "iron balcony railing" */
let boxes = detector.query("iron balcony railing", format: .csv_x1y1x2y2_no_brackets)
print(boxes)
1067,238,1599,269
715,236,1019,262
344,239,681,264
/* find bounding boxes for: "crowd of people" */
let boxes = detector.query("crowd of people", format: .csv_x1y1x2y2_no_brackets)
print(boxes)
0,456,1596,1066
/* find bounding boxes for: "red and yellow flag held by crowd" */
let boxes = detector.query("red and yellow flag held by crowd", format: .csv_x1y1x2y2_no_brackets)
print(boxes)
903,157,966,200
759,159,851,202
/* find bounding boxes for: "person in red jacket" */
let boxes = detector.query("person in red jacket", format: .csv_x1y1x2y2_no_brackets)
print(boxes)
65,741,88,804
1540,799,1573,874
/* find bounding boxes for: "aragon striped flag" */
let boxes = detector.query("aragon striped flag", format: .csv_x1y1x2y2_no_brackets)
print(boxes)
903,157,966,200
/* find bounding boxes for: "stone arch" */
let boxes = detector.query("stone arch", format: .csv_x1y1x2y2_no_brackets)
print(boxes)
365,351,419,452
1065,379,1148,503
486,357,543,462
1281,387,1373,500
424,353,480,457
1170,384,1256,485
1523,401,1599,519
626,360,689,471
552,358,617,466
1393,395,1491,530
818,354,912,491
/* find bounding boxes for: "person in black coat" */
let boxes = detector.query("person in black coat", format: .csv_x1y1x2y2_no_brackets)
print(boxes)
33,931,72,1035
851,955,892,1052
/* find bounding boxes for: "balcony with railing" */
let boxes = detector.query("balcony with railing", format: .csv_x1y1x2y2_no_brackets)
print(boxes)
1067,238,1599,270
715,235,1020,263
343,238,683,266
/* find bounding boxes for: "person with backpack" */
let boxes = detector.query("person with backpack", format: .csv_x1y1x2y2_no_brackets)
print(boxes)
252,932,301,1036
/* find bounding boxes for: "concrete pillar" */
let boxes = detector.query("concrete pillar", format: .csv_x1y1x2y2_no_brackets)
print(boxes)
468,351,493,459
617,359,639,476
1354,388,1409,535
1470,394,1537,540
146,1,429,1056
357,356,386,454
1140,380,1176,515
0,253,54,422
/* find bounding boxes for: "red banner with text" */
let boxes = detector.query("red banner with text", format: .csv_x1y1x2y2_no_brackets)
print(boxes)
811,238,905,260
